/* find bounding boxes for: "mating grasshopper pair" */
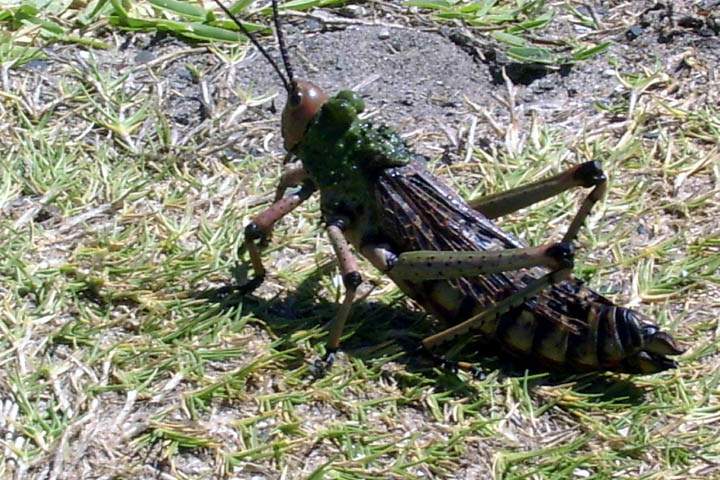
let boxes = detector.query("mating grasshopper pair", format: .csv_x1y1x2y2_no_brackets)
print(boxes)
214,0,682,374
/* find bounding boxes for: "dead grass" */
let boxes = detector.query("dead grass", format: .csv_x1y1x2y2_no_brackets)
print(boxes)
0,1,719,479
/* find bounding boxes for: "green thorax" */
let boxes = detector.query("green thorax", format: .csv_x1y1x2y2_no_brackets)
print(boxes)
296,90,411,193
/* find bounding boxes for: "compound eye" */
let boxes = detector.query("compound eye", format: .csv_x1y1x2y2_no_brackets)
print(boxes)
290,90,303,107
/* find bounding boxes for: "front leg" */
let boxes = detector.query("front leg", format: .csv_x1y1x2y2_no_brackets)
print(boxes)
273,160,308,202
231,180,315,296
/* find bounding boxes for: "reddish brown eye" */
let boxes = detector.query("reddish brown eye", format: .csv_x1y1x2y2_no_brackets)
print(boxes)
282,80,328,151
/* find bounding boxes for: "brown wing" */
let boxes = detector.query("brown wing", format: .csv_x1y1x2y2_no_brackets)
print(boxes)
374,160,612,334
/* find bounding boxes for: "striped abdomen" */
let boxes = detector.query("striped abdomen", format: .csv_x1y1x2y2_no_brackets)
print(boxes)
404,276,682,374
492,303,681,373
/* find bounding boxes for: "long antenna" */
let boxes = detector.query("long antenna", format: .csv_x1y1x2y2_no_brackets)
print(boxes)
212,0,291,93
271,0,296,89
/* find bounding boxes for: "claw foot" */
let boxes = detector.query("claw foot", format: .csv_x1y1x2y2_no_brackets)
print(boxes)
310,350,337,378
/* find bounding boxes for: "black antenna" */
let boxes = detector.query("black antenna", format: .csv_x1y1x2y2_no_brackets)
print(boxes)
271,0,296,89
212,0,291,93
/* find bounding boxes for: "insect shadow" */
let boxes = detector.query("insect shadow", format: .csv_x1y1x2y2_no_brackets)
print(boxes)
194,264,648,406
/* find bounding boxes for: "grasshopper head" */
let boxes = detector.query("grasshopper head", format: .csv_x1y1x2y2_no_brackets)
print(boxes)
282,80,328,151
210,2,324,151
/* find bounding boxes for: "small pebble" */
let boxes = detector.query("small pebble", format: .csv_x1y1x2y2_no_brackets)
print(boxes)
625,25,643,41
135,50,155,64
341,5,366,18
378,29,391,40
26,59,49,71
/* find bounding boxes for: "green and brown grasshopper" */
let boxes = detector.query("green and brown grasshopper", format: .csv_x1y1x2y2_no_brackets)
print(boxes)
214,0,683,374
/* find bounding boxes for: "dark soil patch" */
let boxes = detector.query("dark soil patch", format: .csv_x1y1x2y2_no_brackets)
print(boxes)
235,25,496,134
160,3,718,154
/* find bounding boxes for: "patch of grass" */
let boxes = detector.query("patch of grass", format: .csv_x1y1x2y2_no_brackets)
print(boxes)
0,0,348,45
1,0,719,478
408,0,611,66
1,0,612,67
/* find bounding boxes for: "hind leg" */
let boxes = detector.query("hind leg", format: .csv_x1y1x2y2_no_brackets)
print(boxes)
469,161,607,244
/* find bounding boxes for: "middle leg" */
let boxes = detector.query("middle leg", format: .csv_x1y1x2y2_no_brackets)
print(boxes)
312,217,363,373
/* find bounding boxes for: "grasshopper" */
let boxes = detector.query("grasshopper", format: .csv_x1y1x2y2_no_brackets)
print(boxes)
214,0,683,374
